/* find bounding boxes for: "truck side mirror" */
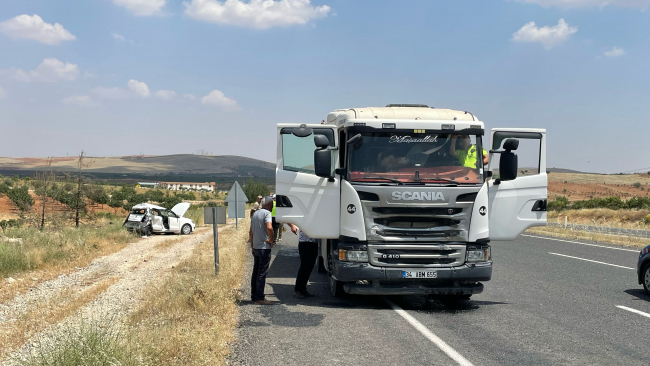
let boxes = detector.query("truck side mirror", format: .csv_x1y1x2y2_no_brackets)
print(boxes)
314,149,333,178
499,138,519,182
314,134,330,149
314,134,333,179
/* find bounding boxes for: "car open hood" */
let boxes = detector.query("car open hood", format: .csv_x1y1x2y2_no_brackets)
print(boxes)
171,202,191,217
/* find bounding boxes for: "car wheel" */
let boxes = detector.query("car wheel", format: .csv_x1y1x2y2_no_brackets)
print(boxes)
181,224,192,235
641,263,650,294
146,225,153,236
329,275,346,297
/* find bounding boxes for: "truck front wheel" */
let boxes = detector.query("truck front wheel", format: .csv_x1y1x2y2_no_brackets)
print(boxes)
329,275,346,297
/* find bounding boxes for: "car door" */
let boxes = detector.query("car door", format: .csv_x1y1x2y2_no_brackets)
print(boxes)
167,210,181,232
275,124,340,239
487,128,547,240
151,210,164,231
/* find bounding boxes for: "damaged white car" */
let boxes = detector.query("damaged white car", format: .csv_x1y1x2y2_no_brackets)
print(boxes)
123,202,195,235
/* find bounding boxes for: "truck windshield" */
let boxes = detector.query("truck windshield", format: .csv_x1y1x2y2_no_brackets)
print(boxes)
347,132,484,184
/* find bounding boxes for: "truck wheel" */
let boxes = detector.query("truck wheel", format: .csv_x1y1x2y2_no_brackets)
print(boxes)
317,256,327,273
181,224,192,235
329,275,346,297
643,263,650,295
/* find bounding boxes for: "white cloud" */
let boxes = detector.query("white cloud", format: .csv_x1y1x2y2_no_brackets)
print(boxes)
155,89,177,100
184,0,331,29
0,86,7,100
112,0,167,16
201,89,239,110
93,79,151,99
128,79,150,97
0,14,76,45
112,32,135,44
62,95,99,107
2,58,80,82
512,19,577,50
604,47,625,57
514,0,650,9
183,93,196,100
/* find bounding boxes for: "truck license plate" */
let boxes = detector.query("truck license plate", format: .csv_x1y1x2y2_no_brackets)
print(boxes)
402,270,437,279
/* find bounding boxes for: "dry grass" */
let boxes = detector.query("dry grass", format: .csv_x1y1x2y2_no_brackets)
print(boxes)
526,226,649,249
549,172,650,185
547,208,650,229
0,276,120,359
127,219,249,366
0,220,135,303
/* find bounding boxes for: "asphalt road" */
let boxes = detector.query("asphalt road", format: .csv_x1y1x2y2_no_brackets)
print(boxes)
229,232,650,366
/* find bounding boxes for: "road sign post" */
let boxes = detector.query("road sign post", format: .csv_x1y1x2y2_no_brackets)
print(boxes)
225,181,248,231
204,206,226,274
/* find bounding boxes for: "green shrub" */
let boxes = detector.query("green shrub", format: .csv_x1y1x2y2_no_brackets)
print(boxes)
6,185,34,211
548,196,570,211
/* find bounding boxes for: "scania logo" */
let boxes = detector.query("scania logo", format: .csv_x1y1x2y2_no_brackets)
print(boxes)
391,191,445,201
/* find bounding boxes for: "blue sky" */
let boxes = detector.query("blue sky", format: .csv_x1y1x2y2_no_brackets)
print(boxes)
0,0,648,173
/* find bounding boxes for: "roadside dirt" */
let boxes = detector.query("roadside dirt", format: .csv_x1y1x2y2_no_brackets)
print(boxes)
0,226,219,364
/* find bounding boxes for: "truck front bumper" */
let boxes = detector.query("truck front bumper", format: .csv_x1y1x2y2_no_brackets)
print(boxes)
333,260,491,296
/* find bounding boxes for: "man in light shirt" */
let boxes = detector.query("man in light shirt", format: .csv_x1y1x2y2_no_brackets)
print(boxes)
248,196,276,305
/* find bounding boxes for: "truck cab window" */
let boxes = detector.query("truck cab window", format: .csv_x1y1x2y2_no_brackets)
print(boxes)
281,128,335,175
347,132,484,184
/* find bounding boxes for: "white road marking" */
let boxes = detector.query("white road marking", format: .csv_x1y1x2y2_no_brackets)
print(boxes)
384,298,474,366
616,305,650,319
522,234,639,253
549,252,634,269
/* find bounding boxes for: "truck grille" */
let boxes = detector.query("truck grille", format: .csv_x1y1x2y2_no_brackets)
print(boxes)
368,244,466,268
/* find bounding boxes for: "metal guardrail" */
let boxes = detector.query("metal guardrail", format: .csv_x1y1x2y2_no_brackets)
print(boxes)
548,222,650,239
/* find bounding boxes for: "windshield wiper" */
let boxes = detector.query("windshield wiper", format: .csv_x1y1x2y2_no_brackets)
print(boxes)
418,177,460,185
356,176,405,185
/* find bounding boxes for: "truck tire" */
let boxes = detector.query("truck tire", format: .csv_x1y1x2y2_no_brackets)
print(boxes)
329,275,346,297
643,263,650,295
317,256,327,273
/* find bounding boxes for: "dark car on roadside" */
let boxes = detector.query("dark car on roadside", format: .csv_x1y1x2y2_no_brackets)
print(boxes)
637,244,650,294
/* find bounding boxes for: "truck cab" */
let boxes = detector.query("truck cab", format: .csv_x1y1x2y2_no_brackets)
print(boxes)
275,105,547,297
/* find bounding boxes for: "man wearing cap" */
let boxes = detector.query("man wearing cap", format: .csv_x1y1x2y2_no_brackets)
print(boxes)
248,196,276,305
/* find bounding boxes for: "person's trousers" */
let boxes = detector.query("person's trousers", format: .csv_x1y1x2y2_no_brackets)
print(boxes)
251,249,272,302
272,217,281,242
295,242,318,293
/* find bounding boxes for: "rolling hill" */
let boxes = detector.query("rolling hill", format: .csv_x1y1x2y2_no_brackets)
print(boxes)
0,154,275,174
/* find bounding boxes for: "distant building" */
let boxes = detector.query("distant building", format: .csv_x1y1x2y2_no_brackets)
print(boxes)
137,182,159,188
159,181,216,192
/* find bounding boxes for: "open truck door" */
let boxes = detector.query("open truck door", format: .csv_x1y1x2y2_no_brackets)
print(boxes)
275,124,340,239
487,128,547,240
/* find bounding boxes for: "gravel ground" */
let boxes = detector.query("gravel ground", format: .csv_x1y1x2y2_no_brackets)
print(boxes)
0,227,216,365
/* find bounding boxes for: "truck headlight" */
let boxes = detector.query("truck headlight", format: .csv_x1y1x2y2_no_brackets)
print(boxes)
339,249,368,262
466,247,491,262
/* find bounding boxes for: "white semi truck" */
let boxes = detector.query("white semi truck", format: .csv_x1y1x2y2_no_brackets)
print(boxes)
275,105,547,298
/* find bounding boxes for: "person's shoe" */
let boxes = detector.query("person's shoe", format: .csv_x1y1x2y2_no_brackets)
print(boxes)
294,290,315,299
254,299,276,305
